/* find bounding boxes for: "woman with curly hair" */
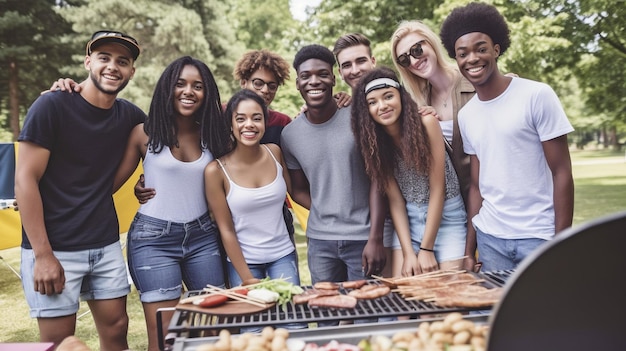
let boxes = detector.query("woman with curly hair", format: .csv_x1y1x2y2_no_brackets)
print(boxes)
351,67,467,276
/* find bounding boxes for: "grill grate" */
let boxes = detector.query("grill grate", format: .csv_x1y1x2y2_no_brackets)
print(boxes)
166,270,514,339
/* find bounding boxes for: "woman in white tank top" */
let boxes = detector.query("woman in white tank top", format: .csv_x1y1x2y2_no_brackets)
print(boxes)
112,57,229,351
205,89,300,289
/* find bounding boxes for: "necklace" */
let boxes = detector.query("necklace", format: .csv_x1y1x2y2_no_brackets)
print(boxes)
439,86,452,108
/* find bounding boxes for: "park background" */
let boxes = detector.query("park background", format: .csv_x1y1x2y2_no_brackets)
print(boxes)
1,0,625,349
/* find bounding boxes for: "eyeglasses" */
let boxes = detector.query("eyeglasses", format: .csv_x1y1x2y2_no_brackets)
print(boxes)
396,41,425,68
90,31,139,46
251,78,278,93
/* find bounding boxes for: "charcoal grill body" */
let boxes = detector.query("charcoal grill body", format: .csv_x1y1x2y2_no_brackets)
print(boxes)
488,211,626,351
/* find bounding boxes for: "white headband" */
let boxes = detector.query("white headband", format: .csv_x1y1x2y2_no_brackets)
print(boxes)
364,78,400,95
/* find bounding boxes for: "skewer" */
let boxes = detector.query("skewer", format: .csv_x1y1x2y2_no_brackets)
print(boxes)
179,283,271,306
444,279,485,286
371,275,396,286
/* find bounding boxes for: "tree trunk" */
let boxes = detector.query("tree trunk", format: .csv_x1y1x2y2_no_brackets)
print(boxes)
9,59,20,141
609,126,619,151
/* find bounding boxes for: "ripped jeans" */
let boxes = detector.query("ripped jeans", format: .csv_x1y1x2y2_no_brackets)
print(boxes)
127,212,225,303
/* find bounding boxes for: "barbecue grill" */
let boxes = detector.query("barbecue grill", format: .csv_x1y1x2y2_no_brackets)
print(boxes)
487,211,626,351
161,270,513,350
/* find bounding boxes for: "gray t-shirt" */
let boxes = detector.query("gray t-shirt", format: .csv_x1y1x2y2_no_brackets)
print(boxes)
280,107,371,241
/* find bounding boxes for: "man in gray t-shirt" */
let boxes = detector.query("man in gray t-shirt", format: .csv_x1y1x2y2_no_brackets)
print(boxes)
281,44,385,285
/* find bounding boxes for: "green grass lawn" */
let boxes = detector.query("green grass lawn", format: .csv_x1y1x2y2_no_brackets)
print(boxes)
1,149,624,349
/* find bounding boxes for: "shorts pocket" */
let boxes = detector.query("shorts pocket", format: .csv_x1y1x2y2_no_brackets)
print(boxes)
130,222,167,240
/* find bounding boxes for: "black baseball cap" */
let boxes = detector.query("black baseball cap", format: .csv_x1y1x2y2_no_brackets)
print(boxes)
86,30,140,60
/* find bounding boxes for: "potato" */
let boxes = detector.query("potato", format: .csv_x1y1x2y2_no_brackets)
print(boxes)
453,330,471,345
391,331,416,343
408,337,424,350
231,337,248,351
261,326,275,340
471,336,486,348
447,345,473,351
429,321,446,333
443,312,463,328
451,320,474,333
430,331,452,344
418,327,431,343
274,328,290,340
218,329,231,343
212,339,230,351
271,335,287,351
246,335,267,349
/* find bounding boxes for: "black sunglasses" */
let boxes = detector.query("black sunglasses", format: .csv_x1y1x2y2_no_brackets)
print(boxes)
90,31,139,46
396,41,425,68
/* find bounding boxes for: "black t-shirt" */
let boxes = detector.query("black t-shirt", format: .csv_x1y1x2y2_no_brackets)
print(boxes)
19,91,145,251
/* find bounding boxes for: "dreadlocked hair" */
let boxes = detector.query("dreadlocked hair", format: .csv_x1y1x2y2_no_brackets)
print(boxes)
233,49,290,85
145,56,229,158
351,66,432,193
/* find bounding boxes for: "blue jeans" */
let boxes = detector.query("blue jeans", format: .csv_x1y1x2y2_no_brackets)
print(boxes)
476,227,548,271
307,238,373,327
127,212,224,303
21,241,130,318
392,195,467,262
306,238,368,284
227,250,300,286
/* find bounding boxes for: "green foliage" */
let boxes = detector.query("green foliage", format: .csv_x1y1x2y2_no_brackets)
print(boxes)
0,0,623,144
0,0,77,140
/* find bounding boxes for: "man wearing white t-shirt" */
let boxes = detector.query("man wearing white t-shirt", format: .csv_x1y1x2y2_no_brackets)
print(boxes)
440,2,575,272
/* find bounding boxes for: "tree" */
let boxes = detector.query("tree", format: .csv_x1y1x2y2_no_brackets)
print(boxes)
0,0,76,141
49,0,244,112
535,0,626,148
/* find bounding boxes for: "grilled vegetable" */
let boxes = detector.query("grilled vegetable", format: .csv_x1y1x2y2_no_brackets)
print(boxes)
250,277,304,307
196,294,229,308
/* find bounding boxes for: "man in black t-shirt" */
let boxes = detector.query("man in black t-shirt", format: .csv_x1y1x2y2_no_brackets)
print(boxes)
15,30,146,350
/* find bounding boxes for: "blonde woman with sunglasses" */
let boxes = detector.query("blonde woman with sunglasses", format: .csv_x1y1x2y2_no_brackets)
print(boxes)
391,21,476,272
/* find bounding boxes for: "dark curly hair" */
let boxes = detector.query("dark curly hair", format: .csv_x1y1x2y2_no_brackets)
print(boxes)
145,56,229,158
293,44,336,72
218,89,269,158
351,66,431,192
233,49,290,86
440,2,511,59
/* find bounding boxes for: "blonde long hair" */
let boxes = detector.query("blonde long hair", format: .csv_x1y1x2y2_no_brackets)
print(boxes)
391,20,458,106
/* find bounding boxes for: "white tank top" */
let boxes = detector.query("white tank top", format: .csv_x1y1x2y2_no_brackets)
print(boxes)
139,146,212,222
216,145,294,264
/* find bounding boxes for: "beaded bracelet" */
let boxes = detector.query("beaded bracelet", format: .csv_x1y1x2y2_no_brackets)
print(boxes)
419,247,434,252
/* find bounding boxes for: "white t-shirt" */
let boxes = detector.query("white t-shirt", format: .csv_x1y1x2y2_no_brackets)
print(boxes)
459,77,574,240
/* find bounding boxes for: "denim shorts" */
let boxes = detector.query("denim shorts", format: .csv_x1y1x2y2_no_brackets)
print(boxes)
383,217,395,248
127,212,224,303
476,227,548,272
227,250,300,287
21,241,130,318
306,238,368,284
392,194,467,262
